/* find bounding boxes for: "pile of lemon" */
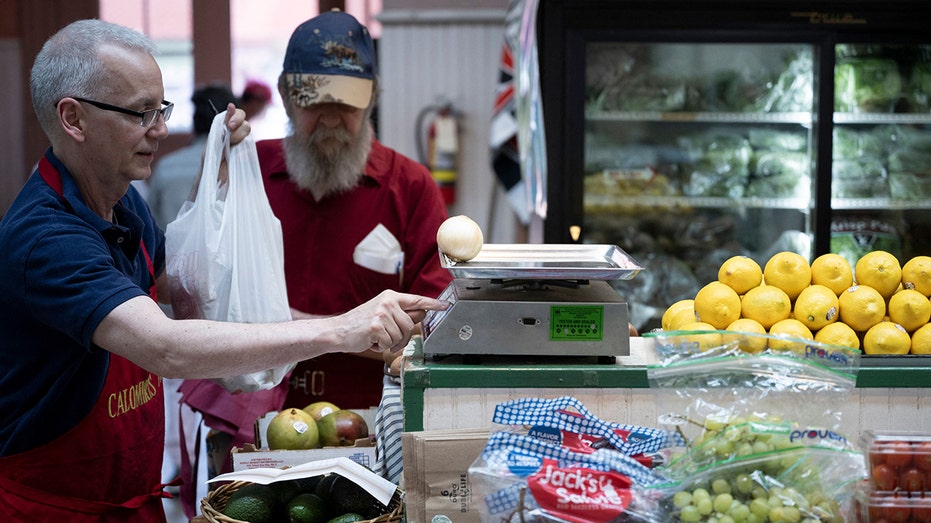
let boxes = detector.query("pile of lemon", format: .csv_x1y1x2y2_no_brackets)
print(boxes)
661,251,931,355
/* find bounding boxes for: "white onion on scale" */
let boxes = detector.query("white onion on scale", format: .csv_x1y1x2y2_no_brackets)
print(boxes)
436,215,484,262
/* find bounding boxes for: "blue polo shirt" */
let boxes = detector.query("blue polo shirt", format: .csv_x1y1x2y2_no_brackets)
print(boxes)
0,149,165,457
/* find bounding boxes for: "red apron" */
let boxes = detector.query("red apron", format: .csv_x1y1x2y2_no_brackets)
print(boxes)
0,159,171,521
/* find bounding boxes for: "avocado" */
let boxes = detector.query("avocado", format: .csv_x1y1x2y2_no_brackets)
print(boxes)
287,492,328,523
270,476,323,504
321,474,387,520
223,483,281,523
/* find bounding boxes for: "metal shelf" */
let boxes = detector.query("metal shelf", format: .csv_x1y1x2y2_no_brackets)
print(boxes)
834,113,931,125
832,197,931,210
586,111,814,125
583,195,931,212
584,195,814,211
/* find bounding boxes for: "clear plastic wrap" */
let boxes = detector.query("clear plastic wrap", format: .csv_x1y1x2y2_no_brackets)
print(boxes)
468,397,680,523
627,331,867,522
637,446,866,522
469,431,668,523
644,331,860,442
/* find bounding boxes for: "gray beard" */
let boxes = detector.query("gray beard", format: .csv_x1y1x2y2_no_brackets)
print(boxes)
282,120,373,200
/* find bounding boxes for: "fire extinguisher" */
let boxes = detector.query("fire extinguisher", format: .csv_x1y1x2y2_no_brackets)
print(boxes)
416,102,460,205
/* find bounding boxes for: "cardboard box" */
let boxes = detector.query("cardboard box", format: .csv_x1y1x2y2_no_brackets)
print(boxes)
232,409,379,472
402,428,490,523
232,441,377,471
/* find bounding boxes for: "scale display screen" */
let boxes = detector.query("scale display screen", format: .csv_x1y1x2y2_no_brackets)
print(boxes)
550,305,604,341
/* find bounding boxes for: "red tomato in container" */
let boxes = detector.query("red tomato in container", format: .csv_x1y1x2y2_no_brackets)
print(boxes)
901,467,926,492
873,463,899,491
916,441,931,471
886,441,916,468
915,502,931,523
885,502,912,523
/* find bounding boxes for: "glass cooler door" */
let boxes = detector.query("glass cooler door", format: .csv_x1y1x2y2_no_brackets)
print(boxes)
580,42,818,329
830,43,931,269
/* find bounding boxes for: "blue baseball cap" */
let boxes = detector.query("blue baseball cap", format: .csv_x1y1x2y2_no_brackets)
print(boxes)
282,10,376,109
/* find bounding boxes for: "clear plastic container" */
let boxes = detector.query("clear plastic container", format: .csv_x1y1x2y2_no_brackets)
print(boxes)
860,430,931,492
858,490,931,523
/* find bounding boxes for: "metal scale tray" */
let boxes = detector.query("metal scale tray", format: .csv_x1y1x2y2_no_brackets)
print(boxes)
422,244,643,360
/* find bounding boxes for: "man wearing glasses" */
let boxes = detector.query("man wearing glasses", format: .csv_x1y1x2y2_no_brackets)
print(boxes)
0,19,447,521
69,97,174,128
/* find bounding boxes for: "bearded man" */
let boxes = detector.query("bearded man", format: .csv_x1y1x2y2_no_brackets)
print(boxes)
256,11,452,411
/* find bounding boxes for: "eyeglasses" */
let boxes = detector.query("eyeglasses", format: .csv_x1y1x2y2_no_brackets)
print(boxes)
71,97,173,127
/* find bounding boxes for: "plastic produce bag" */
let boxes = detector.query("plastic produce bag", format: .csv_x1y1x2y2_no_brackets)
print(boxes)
630,332,867,521
469,431,667,523
645,331,860,442
468,397,678,523
639,446,866,522
165,112,294,393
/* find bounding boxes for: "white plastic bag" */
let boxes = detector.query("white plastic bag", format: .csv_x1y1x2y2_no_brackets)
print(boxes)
165,112,294,393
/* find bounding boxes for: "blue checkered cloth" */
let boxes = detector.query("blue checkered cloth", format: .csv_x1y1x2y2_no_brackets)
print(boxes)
492,396,684,456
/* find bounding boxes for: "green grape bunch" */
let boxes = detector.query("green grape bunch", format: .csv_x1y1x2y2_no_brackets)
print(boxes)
661,415,847,523
668,471,843,523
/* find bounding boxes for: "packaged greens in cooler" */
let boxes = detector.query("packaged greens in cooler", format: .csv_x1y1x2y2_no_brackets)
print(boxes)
834,57,904,113
909,60,931,112
586,43,690,113
745,172,810,199
832,157,889,198
752,51,813,113
888,144,931,200
678,133,752,197
751,151,808,178
833,127,890,159
746,129,807,152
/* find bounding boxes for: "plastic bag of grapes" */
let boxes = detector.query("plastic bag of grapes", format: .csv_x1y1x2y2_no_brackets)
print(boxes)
643,331,860,444
660,416,858,481
646,446,867,522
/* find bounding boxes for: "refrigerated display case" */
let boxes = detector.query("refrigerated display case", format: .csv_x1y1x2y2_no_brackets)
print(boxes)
537,0,931,331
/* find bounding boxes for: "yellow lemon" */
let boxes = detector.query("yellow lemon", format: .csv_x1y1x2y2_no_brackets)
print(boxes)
763,251,812,301
814,321,860,350
768,318,814,351
693,281,742,330
855,251,903,300
741,284,792,329
718,256,763,295
838,284,886,332
911,323,931,355
888,289,931,332
863,321,911,355
810,253,854,296
793,284,840,330
724,318,768,353
671,321,723,352
902,256,931,297
662,299,697,331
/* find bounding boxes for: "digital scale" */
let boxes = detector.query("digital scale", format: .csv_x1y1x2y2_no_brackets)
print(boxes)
421,244,643,362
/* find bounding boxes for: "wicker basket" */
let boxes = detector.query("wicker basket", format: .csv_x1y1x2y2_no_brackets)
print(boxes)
201,480,405,523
